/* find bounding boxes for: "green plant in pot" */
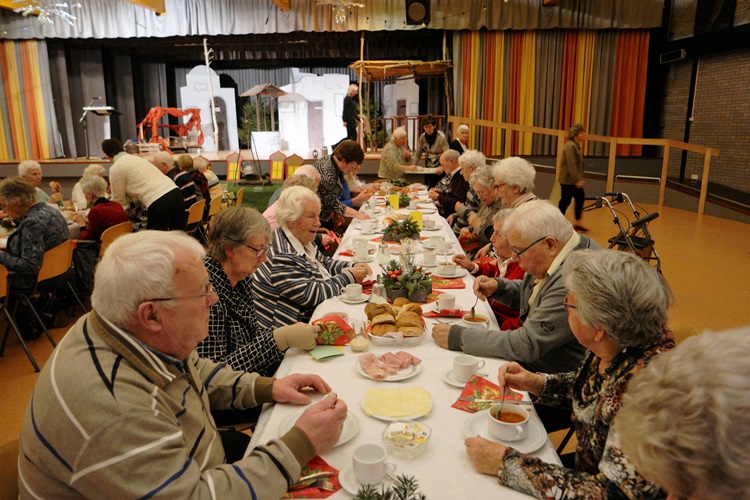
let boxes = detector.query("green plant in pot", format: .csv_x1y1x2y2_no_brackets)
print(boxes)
379,251,432,303
383,216,420,242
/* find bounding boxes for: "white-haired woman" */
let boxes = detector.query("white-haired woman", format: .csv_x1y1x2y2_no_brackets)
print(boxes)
466,249,674,498
457,166,504,258
449,123,470,153
342,83,360,141
193,157,224,199
253,186,371,329
616,326,750,500
75,176,128,241
197,206,319,380
19,160,62,204
378,126,416,179
71,163,107,209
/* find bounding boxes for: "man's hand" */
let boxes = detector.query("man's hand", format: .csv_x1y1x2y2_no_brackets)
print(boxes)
453,254,474,271
49,192,63,204
445,214,455,226
473,275,498,301
272,374,332,405
465,436,507,476
294,395,349,455
431,324,451,349
575,180,585,189
273,323,320,351
320,234,336,248
350,263,372,282
428,190,439,201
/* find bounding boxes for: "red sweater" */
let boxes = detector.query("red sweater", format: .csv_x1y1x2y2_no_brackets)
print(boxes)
475,257,525,330
79,198,129,241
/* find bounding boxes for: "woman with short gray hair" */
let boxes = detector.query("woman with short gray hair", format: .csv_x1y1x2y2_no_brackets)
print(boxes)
254,186,371,329
72,163,108,209
465,249,674,498
457,165,503,258
450,150,486,234
75,175,127,241
491,156,537,208
378,126,415,179
197,206,319,379
18,159,62,204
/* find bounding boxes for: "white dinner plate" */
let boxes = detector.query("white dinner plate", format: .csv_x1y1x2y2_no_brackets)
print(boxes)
339,293,370,304
356,357,422,382
421,226,442,232
353,256,374,264
360,230,383,236
463,410,546,454
280,408,359,448
360,386,432,421
418,208,438,214
433,268,467,279
338,465,393,495
442,369,469,388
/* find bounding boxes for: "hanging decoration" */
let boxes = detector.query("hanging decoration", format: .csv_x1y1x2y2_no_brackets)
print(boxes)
316,0,364,24
12,1,80,26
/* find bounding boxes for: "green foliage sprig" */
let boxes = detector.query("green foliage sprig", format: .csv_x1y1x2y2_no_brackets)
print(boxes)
354,474,426,500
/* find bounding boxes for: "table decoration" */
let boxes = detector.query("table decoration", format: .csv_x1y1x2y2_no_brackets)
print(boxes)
423,308,468,318
430,276,466,289
380,251,432,303
284,456,341,498
452,375,523,413
312,314,354,345
382,216,421,243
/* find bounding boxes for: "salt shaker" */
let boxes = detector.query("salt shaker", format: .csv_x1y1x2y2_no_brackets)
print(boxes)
371,283,388,304
377,243,391,266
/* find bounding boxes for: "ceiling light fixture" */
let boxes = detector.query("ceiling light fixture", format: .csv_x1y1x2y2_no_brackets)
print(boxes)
316,0,364,24
13,1,80,27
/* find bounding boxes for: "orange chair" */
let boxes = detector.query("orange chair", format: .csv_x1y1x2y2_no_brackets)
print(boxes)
234,187,245,207
269,151,287,182
225,152,244,183
186,199,207,237
0,266,39,372
285,153,305,178
98,221,133,258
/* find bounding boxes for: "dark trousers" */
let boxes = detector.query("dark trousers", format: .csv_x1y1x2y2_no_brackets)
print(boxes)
345,120,358,141
147,188,187,231
558,184,585,220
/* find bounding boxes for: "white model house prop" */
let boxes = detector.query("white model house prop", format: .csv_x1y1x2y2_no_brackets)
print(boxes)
180,66,239,152
383,79,420,145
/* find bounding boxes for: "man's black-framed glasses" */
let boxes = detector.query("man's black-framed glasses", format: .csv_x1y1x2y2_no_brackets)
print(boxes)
147,282,214,303
510,236,546,258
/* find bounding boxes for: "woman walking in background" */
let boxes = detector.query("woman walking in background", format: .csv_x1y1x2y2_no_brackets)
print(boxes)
558,123,588,232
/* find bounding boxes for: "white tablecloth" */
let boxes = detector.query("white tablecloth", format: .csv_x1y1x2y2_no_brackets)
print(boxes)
248,194,560,498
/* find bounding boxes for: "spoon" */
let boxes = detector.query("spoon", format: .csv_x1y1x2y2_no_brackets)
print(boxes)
498,382,508,418
470,293,479,320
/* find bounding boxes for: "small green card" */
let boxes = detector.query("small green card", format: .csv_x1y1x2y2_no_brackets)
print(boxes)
309,345,344,360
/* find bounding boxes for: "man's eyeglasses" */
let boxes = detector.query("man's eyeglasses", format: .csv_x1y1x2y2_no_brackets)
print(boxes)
493,183,507,191
563,301,577,313
510,236,546,258
147,282,214,303
246,243,269,257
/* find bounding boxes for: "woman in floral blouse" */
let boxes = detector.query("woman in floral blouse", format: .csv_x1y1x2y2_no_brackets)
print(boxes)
465,249,675,499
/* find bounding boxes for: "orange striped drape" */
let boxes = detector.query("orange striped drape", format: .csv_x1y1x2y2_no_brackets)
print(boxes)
0,40,51,160
611,31,649,156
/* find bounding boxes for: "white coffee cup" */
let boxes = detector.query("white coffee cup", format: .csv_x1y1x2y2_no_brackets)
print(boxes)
423,250,436,266
423,218,435,229
428,235,444,246
352,444,397,486
354,238,369,249
437,293,455,311
461,313,490,330
408,200,418,209
453,354,486,383
361,220,376,233
344,283,363,300
488,403,529,441
438,263,457,276
437,241,451,254
354,247,369,261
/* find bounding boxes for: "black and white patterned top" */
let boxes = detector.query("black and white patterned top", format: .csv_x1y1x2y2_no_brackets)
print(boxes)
313,155,346,223
196,256,284,377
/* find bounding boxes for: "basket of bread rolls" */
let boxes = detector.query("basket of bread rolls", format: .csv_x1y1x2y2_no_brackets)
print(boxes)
364,298,425,346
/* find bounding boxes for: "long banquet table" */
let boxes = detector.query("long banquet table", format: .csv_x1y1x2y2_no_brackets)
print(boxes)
247,191,561,498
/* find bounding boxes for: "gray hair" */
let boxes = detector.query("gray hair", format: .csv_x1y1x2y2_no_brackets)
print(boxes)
150,151,174,169
469,165,495,189
457,124,469,134
441,149,460,164
391,126,408,141
0,177,36,208
290,164,321,183
91,231,206,329
193,157,210,172
18,160,41,178
563,249,673,346
79,175,108,198
276,185,321,229
281,175,317,193
206,206,271,262
567,123,585,140
616,326,750,500
492,208,513,225
458,150,486,170
83,164,106,178
492,156,536,193
502,199,573,243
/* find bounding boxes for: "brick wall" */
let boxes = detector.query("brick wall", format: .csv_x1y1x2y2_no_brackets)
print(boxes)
669,0,697,40
736,0,750,25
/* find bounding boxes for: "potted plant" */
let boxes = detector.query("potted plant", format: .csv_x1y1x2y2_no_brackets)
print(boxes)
383,216,421,242
379,251,432,303
381,259,409,301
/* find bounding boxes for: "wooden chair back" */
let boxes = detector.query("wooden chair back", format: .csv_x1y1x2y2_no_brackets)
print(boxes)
187,199,206,226
207,195,222,218
38,240,75,282
99,221,133,258
670,324,701,345
234,187,245,207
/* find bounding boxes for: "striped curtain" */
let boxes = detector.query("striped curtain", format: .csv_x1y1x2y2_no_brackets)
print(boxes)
453,29,650,157
0,39,61,161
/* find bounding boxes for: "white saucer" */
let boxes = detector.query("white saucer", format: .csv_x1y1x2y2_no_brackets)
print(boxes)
360,230,382,236
347,243,377,254
421,226,441,232
338,465,393,495
442,369,469,388
463,410,546,454
280,409,359,447
420,262,438,268
353,257,374,264
433,268,467,279
339,293,370,304
419,208,438,214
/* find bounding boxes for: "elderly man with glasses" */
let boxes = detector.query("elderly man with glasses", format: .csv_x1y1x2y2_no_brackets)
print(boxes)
432,200,598,375
19,230,348,499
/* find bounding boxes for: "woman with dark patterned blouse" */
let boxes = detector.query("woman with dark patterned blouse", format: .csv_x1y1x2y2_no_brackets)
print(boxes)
313,140,369,230
465,249,675,499
196,207,318,378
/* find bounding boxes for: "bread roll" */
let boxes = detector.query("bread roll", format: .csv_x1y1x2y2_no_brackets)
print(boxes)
393,297,411,309
365,302,387,320
380,303,397,316
372,313,396,326
398,326,423,337
372,323,398,336
402,303,423,316
395,311,421,328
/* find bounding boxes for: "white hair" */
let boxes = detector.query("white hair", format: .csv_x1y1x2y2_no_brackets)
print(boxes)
193,156,210,172
79,175,108,198
502,199,573,243
469,165,495,189
150,151,174,169
616,326,750,500
458,150,486,170
457,124,469,134
290,164,321,183
391,127,408,141
82,163,106,178
18,160,41,178
91,231,206,329
276,185,320,229
348,84,359,94
492,156,536,193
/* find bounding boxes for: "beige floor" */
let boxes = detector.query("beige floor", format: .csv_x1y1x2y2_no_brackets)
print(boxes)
1,204,749,448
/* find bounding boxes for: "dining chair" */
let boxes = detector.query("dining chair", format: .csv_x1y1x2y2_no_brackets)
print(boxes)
234,187,245,207
0,439,19,498
186,199,206,238
98,221,133,258
670,324,700,345
199,195,223,241
0,266,39,372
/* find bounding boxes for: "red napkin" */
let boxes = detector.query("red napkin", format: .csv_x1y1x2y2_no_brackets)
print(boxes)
430,276,466,289
423,308,468,318
337,250,354,257
312,315,354,345
285,455,341,498
452,375,523,413
361,279,374,295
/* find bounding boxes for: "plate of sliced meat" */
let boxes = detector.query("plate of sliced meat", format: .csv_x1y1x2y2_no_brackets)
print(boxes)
357,351,423,382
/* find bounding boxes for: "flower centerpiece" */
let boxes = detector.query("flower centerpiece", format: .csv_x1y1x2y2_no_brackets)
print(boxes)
383,215,421,242
398,193,411,208
380,250,432,303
